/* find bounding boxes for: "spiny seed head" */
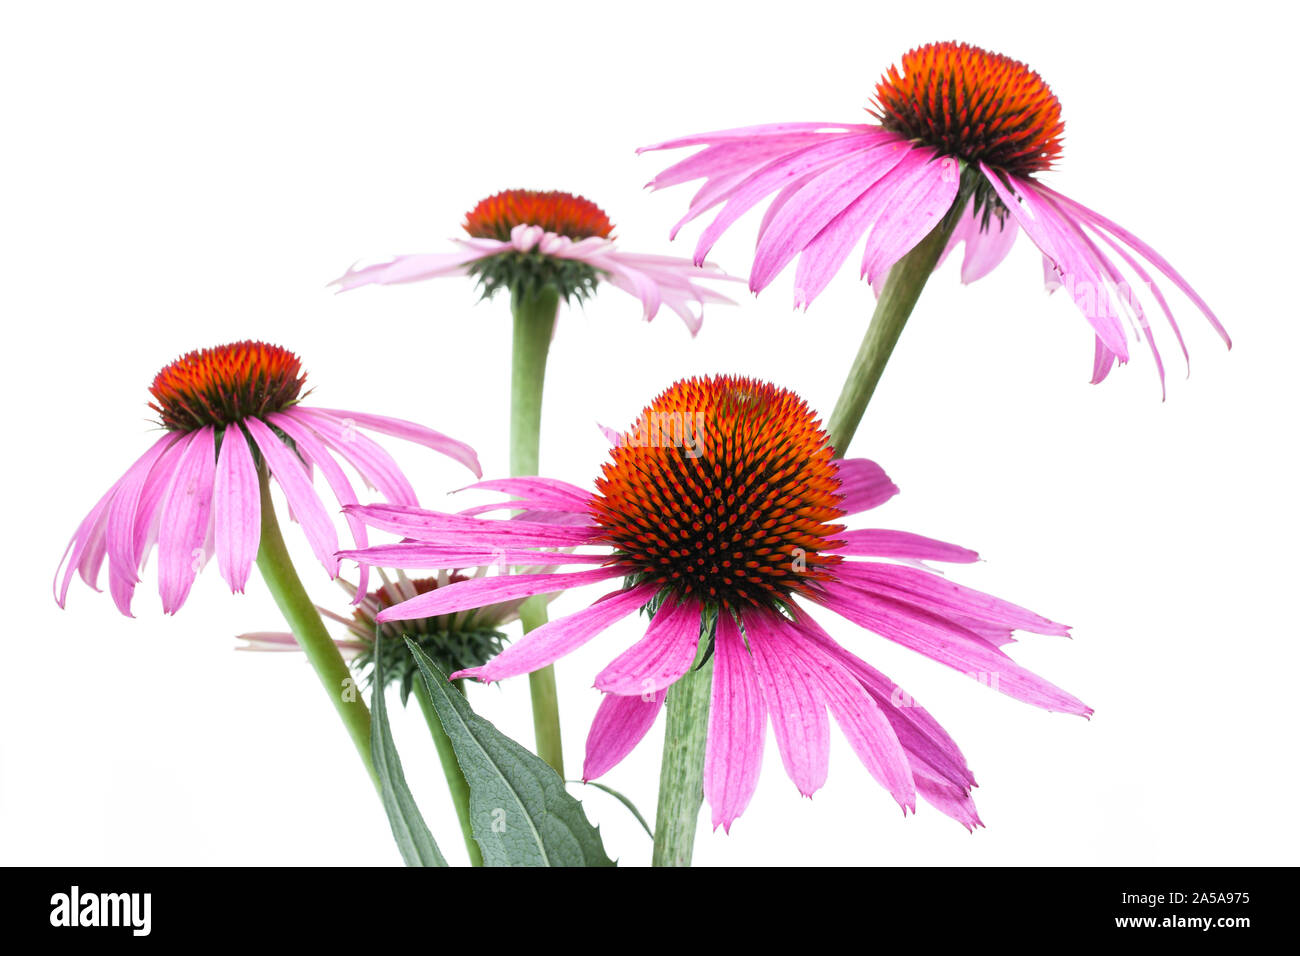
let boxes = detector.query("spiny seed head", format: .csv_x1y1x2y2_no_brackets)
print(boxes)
149,341,306,432
872,41,1064,178
462,189,615,242
590,376,846,612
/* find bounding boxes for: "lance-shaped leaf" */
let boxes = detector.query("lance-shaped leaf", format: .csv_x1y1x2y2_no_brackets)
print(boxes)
371,633,448,867
407,638,615,867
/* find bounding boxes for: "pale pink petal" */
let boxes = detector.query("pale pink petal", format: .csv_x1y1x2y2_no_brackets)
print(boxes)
583,690,666,781
958,210,1020,284
307,407,481,478
749,135,912,291
286,407,418,506
859,152,961,287
981,167,1129,359
156,427,218,614
594,595,703,694
212,427,261,593
244,416,339,577
704,611,767,831
55,481,119,607
336,543,610,570
269,411,371,596
375,565,626,622
330,251,484,291
453,582,656,682
104,433,180,587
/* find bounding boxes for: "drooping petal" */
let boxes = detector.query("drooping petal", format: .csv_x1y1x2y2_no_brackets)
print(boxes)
749,135,911,292
104,433,180,587
744,611,830,797
212,426,261,593
981,167,1129,360
55,481,120,607
244,416,339,577
452,582,656,682
776,613,915,810
704,611,767,831
859,152,961,287
156,426,218,614
286,407,418,506
269,411,371,596
306,407,481,478
375,565,626,623
583,690,665,781
594,595,703,695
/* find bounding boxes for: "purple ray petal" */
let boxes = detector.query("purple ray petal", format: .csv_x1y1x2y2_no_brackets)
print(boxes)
285,407,418,506
594,595,703,695
583,690,666,781
833,458,898,514
375,565,626,623
831,529,979,563
156,427,217,614
307,407,481,478
859,152,961,287
244,416,339,577
212,427,261,594
452,582,656,682
704,611,767,831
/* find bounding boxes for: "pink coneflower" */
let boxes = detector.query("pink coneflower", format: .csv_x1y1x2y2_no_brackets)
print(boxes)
55,341,480,616
332,188,736,335
341,375,1090,831
641,41,1229,388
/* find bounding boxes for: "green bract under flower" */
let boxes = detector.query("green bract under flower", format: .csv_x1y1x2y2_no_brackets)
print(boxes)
467,249,603,306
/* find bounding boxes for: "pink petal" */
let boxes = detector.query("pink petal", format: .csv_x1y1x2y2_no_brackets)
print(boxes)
859,152,961,287
704,611,767,831
212,427,262,594
833,458,899,515
345,504,599,548
285,407,418,506
744,611,830,797
156,427,218,614
336,543,610,570
831,529,979,563
244,416,339,577
814,581,1092,716
307,407,481,478
374,565,626,622
452,582,656,682
582,690,665,781
594,595,703,694
330,251,482,291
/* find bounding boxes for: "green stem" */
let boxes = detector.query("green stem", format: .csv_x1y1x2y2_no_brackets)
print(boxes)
652,644,714,867
825,208,964,457
254,467,377,787
412,676,483,867
510,284,565,777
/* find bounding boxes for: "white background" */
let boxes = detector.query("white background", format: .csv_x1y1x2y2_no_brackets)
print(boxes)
2,1,1296,867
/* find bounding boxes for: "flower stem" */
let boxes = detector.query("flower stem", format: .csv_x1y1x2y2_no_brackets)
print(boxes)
651,643,714,867
253,467,378,788
510,284,565,777
412,676,483,867
825,209,964,457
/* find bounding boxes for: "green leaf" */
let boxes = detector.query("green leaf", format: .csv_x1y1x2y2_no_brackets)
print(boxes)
569,780,654,840
406,639,616,867
371,633,448,867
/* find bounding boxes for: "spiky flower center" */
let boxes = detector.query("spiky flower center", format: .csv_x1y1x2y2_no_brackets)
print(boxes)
590,376,846,611
463,189,615,242
873,41,1064,178
149,341,306,432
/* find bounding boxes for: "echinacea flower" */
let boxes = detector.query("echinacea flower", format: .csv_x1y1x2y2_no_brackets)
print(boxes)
332,188,737,335
55,341,480,617
641,41,1229,388
241,570,522,703
341,375,1090,830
